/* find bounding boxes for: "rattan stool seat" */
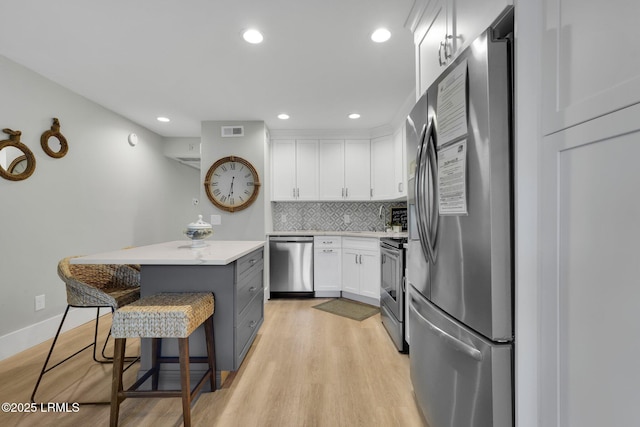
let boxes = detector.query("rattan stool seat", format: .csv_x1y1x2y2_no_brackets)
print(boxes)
111,292,214,338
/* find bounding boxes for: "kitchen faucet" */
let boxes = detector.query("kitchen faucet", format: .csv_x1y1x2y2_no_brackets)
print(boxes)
379,205,387,231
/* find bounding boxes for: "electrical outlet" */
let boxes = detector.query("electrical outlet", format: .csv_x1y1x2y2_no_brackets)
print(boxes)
281,214,287,223
35,294,45,311
344,214,351,224
210,215,221,225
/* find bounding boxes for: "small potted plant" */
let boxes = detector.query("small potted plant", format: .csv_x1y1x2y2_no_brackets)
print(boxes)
391,222,402,233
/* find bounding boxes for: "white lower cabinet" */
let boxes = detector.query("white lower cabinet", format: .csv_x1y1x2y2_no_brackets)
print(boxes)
341,237,380,306
313,236,342,297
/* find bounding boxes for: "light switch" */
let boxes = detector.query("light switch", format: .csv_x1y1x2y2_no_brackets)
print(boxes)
210,215,221,225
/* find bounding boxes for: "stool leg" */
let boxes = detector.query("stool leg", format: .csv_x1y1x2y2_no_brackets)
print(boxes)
178,338,192,427
110,338,126,427
204,315,216,391
151,338,161,390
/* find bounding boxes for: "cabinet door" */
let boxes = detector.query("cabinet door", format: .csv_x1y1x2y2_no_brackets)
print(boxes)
371,135,395,200
341,249,360,294
393,126,407,198
295,140,319,200
542,0,640,134
314,249,342,291
415,0,450,96
319,140,345,200
271,140,296,200
359,250,381,301
344,139,371,200
539,103,640,427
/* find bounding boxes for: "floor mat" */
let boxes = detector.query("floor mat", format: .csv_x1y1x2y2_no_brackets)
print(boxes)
312,298,379,321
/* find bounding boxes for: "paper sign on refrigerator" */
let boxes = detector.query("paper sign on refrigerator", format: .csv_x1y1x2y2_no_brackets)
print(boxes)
438,140,467,215
436,60,468,146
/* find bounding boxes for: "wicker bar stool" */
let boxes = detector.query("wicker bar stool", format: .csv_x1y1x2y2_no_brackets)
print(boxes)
31,256,140,404
110,292,216,427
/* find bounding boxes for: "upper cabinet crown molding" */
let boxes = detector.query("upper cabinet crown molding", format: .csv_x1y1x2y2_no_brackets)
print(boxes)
405,0,432,34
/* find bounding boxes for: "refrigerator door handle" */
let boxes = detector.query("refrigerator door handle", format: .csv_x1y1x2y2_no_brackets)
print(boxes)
425,122,439,262
420,119,437,264
414,123,431,264
411,297,483,361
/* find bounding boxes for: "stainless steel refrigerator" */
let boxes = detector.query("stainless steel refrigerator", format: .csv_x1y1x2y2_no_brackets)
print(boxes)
406,19,514,427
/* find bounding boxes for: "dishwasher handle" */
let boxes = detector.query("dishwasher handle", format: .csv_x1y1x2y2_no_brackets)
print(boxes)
269,236,314,243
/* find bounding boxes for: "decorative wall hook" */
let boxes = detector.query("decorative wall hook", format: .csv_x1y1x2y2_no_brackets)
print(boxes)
40,118,68,158
0,128,36,181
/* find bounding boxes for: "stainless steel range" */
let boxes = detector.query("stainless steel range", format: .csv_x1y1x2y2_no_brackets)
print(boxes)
380,236,408,352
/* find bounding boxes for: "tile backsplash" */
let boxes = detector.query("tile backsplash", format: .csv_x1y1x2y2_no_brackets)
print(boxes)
272,201,407,232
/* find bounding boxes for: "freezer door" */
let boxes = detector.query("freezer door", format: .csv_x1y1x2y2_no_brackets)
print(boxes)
409,287,513,427
427,29,513,340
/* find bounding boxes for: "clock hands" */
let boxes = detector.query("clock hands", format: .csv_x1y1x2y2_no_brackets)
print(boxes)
228,176,235,197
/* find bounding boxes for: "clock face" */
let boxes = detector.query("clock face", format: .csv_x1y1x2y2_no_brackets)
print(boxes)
204,156,260,212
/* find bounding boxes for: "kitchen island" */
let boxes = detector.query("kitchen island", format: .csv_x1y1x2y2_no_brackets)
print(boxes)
72,240,265,389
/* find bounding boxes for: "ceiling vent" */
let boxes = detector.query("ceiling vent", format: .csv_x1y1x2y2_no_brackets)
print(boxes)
221,126,244,137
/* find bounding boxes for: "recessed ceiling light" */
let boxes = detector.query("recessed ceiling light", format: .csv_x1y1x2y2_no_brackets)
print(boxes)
277,113,290,120
348,113,361,119
157,116,170,122
243,29,264,44
371,28,391,43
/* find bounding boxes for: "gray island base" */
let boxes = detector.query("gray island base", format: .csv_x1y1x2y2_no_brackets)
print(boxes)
71,240,265,390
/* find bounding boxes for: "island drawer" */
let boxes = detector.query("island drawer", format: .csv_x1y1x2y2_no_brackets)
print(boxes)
237,267,263,318
235,293,263,365
236,248,264,282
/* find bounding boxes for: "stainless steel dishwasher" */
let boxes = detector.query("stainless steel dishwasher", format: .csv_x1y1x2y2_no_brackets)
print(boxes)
269,236,314,297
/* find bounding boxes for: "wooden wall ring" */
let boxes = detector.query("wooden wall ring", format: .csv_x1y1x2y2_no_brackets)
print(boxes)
0,128,36,181
40,118,68,158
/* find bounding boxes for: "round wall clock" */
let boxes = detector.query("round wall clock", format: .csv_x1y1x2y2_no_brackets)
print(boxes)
204,156,261,212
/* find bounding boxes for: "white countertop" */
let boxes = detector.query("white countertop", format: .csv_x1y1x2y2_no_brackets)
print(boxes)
70,240,265,266
267,230,408,239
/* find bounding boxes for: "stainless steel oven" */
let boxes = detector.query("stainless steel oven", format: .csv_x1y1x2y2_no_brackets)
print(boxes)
380,237,408,352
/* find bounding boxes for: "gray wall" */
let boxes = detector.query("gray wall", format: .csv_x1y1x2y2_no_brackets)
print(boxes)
0,55,199,356
200,121,268,240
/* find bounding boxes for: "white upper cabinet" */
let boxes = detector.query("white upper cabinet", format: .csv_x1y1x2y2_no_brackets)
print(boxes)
319,139,371,201
371,135,396,199
393,125,407,198
344,140,371,200
409,0,512,96
295,140,319,200
271,139,318,201
413,0,451,97
542,0,640,134
318,140,346,199
272,136,403,202
271,140,296,200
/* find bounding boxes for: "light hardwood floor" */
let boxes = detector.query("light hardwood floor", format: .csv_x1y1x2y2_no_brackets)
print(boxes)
0,298,427,427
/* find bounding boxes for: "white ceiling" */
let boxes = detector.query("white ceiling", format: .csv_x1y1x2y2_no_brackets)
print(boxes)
0,0,416,137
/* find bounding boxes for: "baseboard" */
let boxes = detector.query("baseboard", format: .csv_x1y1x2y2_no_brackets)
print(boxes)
340,291,380,307
0,307,110,361
314,291,341,298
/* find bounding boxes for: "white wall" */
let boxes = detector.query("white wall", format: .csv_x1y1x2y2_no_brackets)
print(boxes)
200,121,267,240
0,55,199,359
